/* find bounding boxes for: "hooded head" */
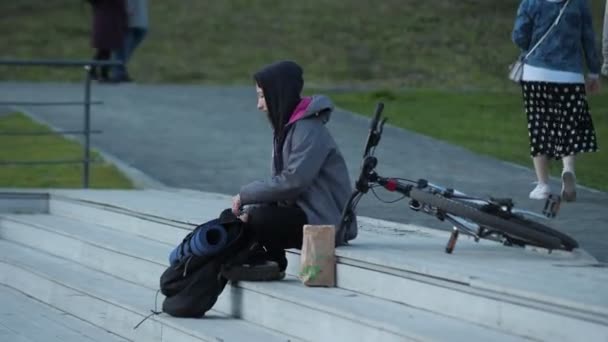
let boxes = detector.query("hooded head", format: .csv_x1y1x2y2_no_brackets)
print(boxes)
254,60,304,136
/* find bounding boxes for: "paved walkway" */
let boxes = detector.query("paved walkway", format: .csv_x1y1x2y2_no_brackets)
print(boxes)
1,81,606,261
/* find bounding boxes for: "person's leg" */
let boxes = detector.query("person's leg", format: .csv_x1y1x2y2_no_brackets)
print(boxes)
562,155,575,174
112,34,129,80
556,82,595,202
90,49,104,80
529,155,551,199
98,49,112,81
246,205,307,271
561,155,576,201
126,27,147,60
121,28,137,80
533,156,550,185
117,27,146,81
523,81,552,199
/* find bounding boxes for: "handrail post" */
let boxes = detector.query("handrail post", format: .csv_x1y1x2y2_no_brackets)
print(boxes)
83,65,92,188
0,58,123,188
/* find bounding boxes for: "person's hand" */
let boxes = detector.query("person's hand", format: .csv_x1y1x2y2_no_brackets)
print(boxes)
602,63,608,78
232,194,242,216
238,213,249,223
586,77,601,94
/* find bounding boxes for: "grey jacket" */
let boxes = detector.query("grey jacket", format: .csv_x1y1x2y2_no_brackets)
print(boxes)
239,95,357,245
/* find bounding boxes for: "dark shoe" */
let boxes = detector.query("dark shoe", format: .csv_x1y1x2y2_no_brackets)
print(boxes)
267,249,288,272
88,69,98,81
122,74,133,83
227,241,267,267
98,75,124,84
561,171,577,202
110,74,133,83
221,261,285,282
275,255,288,272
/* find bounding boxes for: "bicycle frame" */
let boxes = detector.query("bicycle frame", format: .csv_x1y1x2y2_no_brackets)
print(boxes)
339,102,563,253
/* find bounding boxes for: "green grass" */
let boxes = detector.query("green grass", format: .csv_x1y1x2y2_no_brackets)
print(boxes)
0,1,605,90
0,112,133,188
1,1,606,190
329,88,608,191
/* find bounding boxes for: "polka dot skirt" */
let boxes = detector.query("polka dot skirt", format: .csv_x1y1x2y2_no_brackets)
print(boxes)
521,81,598,159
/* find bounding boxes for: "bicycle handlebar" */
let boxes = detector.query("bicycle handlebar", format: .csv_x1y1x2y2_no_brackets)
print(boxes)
363,102,385,157
375,176,414,196
370,102,384,130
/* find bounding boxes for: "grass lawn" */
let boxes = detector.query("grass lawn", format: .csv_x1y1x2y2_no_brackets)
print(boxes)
0,1,605,90
329,88,608,192
1,1,605,190
0,112,133,188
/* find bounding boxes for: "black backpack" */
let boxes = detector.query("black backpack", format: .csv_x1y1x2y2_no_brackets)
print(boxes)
160,209,253,318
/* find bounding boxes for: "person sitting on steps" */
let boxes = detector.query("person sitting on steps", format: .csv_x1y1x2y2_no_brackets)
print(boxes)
224,60,357,281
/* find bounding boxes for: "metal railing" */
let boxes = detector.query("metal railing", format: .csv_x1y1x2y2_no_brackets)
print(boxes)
0,58,122,188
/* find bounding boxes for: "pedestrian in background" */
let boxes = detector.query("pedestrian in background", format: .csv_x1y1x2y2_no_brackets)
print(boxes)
87,0,127,82
112,0,149,82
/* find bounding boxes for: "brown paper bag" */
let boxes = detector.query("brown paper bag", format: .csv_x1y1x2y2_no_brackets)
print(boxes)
299,225,336,287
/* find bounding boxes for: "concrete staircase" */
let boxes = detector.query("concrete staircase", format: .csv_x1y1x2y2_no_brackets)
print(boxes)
1,189,607,342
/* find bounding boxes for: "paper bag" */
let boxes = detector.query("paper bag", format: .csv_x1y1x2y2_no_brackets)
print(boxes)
299,225,336,287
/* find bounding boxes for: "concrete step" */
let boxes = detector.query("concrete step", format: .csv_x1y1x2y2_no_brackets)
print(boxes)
0,214,170,289
215,276,531,342
45,190,608,342
0,240,299,342
50,194,191,246
0,214,532,341
50,193,608,317
0,192,48,214
330,229,608,316
283,244,608,342
0,284,128,342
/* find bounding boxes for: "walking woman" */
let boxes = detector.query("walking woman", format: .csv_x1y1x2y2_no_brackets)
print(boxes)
512,0,601,201
86,0,127,82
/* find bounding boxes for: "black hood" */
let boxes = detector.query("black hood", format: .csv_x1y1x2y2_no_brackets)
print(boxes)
254,60,304,136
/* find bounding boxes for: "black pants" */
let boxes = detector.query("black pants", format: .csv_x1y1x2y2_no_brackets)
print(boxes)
246,205,307,271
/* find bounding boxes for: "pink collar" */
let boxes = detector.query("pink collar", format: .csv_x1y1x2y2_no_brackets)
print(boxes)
287,97,312,125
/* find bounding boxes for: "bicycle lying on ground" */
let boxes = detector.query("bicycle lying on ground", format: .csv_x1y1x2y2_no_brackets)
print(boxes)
339,103,578,254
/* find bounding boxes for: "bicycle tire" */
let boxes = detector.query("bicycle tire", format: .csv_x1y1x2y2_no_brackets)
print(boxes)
409,188,577,251
504,215,578,250
445,199,578,250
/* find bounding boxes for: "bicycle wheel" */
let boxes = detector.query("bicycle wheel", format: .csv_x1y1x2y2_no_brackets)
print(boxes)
409,188,578,251
504,215,578,250
446,199,578,250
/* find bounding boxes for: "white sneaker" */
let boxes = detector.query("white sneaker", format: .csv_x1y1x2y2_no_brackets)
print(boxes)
529,183,551,200
561,171,577,202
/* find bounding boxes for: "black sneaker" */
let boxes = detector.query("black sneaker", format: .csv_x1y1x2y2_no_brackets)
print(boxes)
221,261,285,282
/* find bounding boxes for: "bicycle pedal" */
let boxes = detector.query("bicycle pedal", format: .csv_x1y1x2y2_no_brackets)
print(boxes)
445,227,459,254
542,194,561,218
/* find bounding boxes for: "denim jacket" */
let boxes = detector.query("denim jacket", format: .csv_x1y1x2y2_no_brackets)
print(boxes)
512,0,601,76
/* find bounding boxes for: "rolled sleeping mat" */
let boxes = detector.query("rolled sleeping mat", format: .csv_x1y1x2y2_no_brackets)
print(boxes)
169,219,229,265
